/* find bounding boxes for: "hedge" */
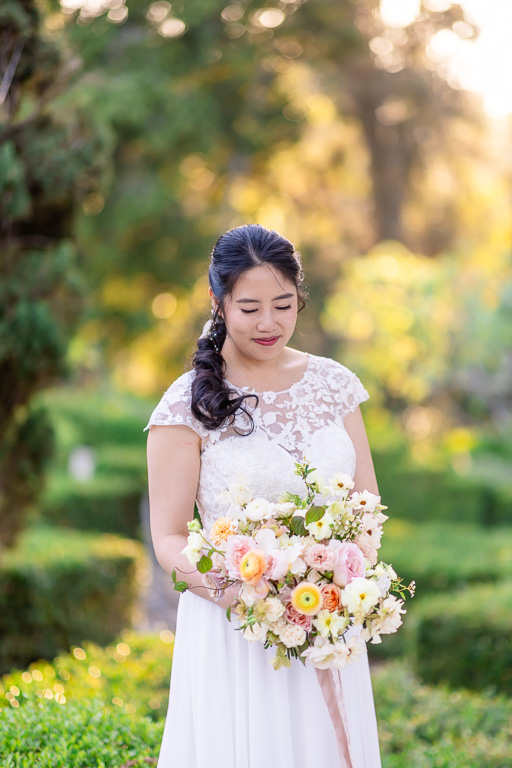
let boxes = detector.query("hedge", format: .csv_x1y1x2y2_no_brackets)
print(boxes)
0,526,144,674
38,474,143,539
0,696,162,767
374,447,512,526
379,519,512,595
2,632,512,768
411,579,512,694
0,630,174,721
374,661,512,768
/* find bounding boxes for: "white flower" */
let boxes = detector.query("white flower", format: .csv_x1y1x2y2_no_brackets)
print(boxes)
215,475,253,510
273,502,297,516
239,583,262,607
278,621,307,649
289,556,307,576
372,596,406,636
306,511,335,541
180,531,204,565
348,490,381,513
263,596,286,624
301,636,337,669
308,470,329,496
243,622,269,643
342,577,381,616
345,636,365,664
313,610,350,639
245,497,275,522
374,574,391,598
374,562,397,581
327,472,355,497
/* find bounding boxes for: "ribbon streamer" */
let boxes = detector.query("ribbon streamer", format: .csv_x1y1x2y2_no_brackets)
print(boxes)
315,667,355,768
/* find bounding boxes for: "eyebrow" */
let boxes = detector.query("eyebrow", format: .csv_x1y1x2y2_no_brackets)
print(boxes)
235,293,294,304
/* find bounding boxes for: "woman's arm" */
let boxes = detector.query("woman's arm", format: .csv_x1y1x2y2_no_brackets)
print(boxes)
342,406,380,496
146,424,238,609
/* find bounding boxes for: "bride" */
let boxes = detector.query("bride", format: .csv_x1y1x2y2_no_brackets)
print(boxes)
145,224,382,767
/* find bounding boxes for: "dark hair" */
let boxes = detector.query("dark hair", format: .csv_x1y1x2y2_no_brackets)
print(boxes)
191,224,307,432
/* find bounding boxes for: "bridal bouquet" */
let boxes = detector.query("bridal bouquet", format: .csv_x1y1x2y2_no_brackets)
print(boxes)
174,460,415,671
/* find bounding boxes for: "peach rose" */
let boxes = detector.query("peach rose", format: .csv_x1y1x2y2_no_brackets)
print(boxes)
239,549,267,586
321,583,342,612
210,516,236,546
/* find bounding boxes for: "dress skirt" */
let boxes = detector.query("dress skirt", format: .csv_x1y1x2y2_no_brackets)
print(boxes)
156,591,382,768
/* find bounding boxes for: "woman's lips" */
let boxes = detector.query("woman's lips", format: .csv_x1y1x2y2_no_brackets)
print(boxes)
253,336,279,346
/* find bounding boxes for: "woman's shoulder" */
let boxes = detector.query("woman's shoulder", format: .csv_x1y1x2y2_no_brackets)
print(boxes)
307,353,370,414
307,353,360,380
143,369,206,434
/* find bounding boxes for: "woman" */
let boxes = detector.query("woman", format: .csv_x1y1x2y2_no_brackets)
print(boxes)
145,224,382,768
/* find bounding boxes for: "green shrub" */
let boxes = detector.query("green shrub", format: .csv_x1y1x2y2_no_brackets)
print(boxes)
374,661,512,768
0,696,162,767
380,519,512,594
411,579,512,694
39,474,143,539
374,447,512,526
0,526,144,674
33,387,150,537
0,630,173,721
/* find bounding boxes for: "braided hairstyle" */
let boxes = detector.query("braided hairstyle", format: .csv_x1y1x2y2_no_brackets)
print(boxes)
191,224,307,432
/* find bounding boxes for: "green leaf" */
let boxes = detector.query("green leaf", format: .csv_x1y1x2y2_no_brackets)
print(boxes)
171,569,177,582
173,581,188,592
291,516,307,536
306,506,325,525
197,555,212,574
226,606,231,621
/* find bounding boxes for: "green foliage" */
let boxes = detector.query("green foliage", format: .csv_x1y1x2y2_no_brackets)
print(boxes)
380,519,512,595
2,633,511,767
39,475,143,539
0,0,111,548
411,579,512,694
33,386,149,537
0,696,162,767
374,444,512,526
374,661,512,768
0,526,143,674
0,630,173,721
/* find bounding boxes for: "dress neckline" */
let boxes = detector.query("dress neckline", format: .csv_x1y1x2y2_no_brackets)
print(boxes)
224,352,312,396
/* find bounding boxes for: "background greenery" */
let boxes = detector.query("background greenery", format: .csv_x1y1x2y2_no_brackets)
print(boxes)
1,0,511,762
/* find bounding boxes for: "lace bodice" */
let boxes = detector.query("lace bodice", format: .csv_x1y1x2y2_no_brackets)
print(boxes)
144,353,369,533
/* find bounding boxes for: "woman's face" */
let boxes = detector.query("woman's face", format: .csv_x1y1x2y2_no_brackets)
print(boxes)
212,265,299,363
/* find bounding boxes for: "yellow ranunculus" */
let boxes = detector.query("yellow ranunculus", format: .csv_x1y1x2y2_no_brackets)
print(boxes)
290,582,323,616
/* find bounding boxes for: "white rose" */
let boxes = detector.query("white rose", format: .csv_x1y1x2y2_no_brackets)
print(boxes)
264,596,286,623
242,622,269,644
245,497,274,522
278,622,307,649
274,502,297,516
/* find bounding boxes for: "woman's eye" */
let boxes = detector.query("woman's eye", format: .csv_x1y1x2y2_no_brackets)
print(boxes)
240,305,292,315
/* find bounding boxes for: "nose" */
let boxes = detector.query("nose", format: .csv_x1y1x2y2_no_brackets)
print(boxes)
256,308,277,333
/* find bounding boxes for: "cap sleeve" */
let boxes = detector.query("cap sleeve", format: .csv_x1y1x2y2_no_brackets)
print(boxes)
143,371,209,442
328,359,370,418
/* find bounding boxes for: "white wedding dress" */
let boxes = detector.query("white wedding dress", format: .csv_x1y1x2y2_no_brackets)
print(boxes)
144,353,382,768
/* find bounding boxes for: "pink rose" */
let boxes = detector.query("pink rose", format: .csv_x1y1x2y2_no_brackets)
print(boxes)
225,535,257,579
285,603,313,632
331,542,365,587
266,550,289,580
304,543,337,571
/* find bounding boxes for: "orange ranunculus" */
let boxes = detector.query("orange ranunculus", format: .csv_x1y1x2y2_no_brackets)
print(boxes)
290,582,323,616
239,550,267,586
321,583,342,612
210,517,236,546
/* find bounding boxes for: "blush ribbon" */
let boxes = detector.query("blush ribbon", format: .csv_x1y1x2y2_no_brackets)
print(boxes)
315,667,355,768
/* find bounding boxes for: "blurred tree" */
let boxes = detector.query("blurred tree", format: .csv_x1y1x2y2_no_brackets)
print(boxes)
57,0,485,393
0,0,111,549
